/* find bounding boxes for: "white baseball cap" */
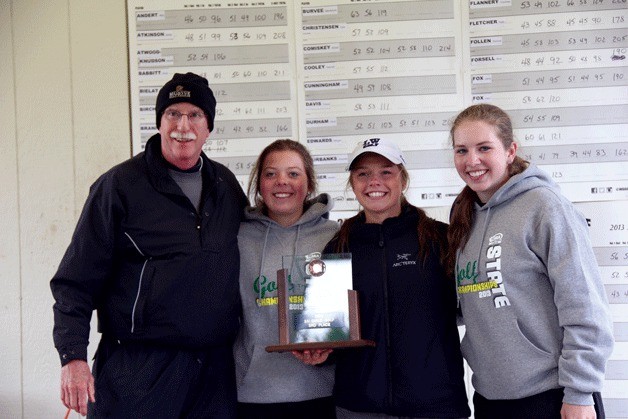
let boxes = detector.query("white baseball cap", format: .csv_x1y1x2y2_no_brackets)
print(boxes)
346,137,406,170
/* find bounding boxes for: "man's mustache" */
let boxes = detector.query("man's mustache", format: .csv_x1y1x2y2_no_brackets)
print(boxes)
170,131,197,140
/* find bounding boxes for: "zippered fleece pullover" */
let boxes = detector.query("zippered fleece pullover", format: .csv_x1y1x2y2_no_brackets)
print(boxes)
325,205,470,417
233,194,339,403
455,164,614,405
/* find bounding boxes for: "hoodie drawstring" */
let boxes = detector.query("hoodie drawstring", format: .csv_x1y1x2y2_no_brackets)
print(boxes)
290,225,302,276
476,205,491,277
257,224,271,303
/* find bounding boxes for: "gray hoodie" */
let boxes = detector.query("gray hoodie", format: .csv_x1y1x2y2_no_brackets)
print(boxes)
455,164,613,405
233,193,339,403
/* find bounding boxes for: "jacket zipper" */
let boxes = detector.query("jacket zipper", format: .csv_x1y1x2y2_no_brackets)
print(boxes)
125,232,152,333
379,227,394,408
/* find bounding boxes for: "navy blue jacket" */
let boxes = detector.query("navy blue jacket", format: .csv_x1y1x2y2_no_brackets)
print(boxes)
325,205,470,417
51,134,247,365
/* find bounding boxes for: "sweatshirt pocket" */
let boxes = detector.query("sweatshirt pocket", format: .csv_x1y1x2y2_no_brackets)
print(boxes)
461,314,557,399
515,319,554,358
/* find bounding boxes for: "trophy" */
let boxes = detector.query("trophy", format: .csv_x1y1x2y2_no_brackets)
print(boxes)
265,252,375,352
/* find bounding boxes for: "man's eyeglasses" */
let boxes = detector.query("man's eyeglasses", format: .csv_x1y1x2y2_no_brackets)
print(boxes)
163,110,206,124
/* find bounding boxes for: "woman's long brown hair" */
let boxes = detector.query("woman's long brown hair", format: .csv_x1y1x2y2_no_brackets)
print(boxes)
446,104,529,275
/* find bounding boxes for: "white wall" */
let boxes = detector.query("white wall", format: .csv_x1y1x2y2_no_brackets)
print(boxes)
0,1,130,417
1,2,21,415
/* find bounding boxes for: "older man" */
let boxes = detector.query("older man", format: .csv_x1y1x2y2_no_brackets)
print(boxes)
51,73,247,418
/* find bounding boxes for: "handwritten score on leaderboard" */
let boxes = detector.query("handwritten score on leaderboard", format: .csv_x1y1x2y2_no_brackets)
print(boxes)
127,0,627,209
576,201,628,418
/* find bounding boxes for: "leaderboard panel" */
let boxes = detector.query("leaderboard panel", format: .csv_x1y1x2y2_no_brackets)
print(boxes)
128,0,627,209
296,0,467,209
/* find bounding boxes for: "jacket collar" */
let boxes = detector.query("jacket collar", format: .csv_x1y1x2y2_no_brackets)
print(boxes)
143,133,217,196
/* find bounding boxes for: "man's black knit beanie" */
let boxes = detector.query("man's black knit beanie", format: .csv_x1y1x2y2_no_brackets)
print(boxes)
155,72,216,131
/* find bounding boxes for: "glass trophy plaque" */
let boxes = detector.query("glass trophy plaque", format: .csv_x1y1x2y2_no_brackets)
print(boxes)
266,252,375,352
